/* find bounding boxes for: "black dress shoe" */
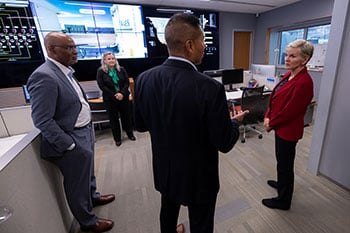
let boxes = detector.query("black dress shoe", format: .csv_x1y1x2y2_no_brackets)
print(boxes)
262,198,290,210
267,180,278,189
115,141,121,146
128,135,136,141
93,194,115,207
81,218,114,232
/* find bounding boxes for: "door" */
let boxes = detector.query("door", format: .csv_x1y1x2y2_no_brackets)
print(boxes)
233,31,251,70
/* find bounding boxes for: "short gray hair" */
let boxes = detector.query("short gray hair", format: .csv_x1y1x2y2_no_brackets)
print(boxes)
287,39,314,60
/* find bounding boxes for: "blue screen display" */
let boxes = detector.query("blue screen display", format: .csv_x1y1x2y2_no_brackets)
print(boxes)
30,0,147,60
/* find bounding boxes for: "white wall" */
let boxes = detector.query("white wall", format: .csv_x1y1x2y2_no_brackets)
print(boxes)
308,0,350,189
219,12,256,69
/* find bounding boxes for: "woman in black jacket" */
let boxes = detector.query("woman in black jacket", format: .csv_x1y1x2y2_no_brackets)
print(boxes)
96,52,135,146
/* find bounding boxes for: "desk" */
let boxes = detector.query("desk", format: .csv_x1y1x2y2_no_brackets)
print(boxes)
88,96,103,103
209,71,277,92
226,90,271,101
87,95,133,103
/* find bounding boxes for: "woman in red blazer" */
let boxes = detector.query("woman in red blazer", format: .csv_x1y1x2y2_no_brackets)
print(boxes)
263,39,314,210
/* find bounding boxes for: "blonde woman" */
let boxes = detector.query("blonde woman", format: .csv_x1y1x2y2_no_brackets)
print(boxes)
263,39,314,210
96,52,135,146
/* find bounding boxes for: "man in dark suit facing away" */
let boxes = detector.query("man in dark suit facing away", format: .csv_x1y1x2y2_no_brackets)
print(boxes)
27,32,115,232
134,13,248,233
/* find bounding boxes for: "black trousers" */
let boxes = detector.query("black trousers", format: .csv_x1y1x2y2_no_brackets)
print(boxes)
160,195,217,233
275,134,297,207
105,99,133,142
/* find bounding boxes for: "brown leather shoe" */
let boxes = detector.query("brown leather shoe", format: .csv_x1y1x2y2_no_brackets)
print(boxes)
176,223,185,233
93,194,115,207
81,218,114,232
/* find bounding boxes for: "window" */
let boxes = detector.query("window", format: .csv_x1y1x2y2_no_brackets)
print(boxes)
306,24,330,67
307,24,330,44
269,20,331,68
279,29,304,64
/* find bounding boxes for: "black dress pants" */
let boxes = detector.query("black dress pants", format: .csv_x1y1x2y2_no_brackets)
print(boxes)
105,99,133,142
275,134,297,207
160,195,217,233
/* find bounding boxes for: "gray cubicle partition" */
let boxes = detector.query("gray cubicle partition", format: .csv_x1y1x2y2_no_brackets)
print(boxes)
0,130,75,233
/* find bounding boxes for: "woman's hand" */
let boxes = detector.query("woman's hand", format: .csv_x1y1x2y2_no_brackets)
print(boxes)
114,93,124,101
264,118,272,132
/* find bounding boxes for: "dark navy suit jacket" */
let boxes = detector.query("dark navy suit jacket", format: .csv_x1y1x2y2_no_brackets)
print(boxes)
134,58,240,205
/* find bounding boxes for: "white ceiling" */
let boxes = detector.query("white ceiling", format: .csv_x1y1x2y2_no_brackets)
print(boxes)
112,0,301,14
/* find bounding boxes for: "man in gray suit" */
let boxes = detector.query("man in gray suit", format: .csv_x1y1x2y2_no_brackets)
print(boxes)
27,32,114,232
134,13,248,233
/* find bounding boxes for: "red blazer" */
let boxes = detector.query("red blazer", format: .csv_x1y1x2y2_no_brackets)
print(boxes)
265,68,313,141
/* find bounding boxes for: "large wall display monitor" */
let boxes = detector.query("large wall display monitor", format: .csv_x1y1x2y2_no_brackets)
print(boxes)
0,2,220,88
143,7,219,71
0,1,44,62
29,0,147,60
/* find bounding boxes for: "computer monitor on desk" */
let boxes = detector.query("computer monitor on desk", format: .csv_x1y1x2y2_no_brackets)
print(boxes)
222,68,244,91
250,64,275,77
203,69,223,77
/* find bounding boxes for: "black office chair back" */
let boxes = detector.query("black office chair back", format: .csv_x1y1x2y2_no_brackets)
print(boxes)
241,85,266,124
241,85,264,98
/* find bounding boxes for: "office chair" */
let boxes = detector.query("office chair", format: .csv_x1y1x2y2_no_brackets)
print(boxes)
88,101,110,131
239,85,267,143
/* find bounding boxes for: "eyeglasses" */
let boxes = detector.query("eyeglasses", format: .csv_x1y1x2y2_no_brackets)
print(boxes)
52,45,77,50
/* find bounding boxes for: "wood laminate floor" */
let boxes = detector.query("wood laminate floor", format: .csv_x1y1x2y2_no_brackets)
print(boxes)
78,122,350,233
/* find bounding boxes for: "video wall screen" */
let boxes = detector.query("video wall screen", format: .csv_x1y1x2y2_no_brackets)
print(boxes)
143,7,219,70
145,13,218,57
0,0,220,88
0,3,44,62
29,0,147,60
0,0,218,63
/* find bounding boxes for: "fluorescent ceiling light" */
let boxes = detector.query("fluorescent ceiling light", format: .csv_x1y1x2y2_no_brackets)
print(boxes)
156,8,193,14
